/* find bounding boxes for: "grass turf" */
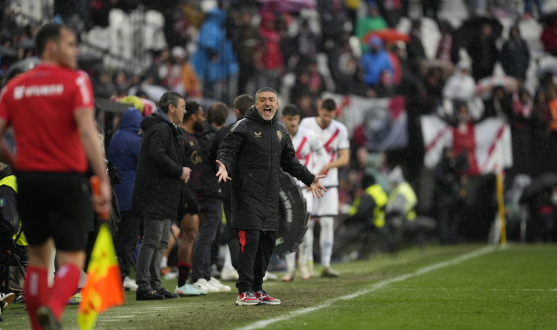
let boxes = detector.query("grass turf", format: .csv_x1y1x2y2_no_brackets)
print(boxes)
3,244,556,330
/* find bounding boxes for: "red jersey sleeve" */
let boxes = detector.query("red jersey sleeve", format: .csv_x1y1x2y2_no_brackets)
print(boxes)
72,74,94,112
0,86,11,124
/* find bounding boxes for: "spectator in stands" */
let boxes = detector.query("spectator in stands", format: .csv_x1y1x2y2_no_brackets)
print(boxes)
467,24,499,81
295,19,320,64
350,68,374,98
329,39,358,95
406,20,427,73
532,90,551,137
436,20,459,64
376,0,402,28
254,12,284,92
424,67,444,113
230,9,261,95
92,69,115,99
192,8,238,101
375,70,396,98
291,70,316,117
107,108,144,291
484,86,514,120
422,0,441,21
530,186,556,242
501,27,530,82
356,4,388,52
512,88,533,131
523,0,544,19
541,21,557,57
317,0,346,46
442,61,476,102
434,147,466,244
361,36,394,87
173,47,201,98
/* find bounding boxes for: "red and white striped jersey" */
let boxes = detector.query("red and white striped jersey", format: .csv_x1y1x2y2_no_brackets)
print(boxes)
291,126,322,187
300,117,350,187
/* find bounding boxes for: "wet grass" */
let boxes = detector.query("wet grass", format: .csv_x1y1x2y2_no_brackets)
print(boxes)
3,244,556,330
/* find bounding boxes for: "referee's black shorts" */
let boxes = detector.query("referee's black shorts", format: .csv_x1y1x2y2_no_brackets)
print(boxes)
17,172,90,251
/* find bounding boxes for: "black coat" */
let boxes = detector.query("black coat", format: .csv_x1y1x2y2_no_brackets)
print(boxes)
132,111,185,220
217,107,315,232
196,121,221,199
501,38,530,81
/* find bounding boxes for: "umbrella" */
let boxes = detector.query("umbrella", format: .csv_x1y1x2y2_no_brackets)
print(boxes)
537,63,557,78
94,98,133,114
420,59,455,80
454,16,503,48
17,38,35,51
128,84,168,102
258,0,315,12
78,53,103,70
519,173,557,204
539,11,557,25
2,57,40,87
476,75,519,99
363,29,410,45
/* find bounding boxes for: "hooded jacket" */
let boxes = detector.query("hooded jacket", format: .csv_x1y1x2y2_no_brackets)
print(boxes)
107,108,143,212
132,110,185,219
361,36,394,86
217,107,315,232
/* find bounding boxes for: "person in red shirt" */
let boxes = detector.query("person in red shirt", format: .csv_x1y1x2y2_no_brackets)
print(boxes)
0,24,111,329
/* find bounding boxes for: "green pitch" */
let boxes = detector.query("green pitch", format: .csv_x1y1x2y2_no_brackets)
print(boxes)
3,244,556,330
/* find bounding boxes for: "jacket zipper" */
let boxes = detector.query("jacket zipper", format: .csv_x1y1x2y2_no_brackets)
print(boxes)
263,121,272,233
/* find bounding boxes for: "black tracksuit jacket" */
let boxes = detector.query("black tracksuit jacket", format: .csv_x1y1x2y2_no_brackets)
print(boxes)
217,106,314,232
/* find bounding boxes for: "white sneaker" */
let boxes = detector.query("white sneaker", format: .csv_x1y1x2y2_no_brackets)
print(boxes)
299,264,311,280
192,278,219,293
263,271,277,281
0,292,15,312
209,277,231,292
220,267,239,281
123,276,138,291
281,270,295,282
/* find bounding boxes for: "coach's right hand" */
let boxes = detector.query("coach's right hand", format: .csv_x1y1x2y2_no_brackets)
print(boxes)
215,160,231,182
181,167,191,182
93,177,112,218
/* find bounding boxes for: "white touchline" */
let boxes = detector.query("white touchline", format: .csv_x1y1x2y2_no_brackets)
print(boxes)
236,246,497,330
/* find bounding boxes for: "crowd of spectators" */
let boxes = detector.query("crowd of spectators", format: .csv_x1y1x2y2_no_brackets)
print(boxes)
2,0,557,246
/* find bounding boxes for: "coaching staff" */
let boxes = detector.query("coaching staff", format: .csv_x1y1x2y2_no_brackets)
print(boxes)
0,24,111,329
216,87,326,306
132,91,190,300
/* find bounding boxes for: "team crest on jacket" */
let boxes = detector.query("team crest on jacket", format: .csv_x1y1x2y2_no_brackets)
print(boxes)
277,131,283,140
255,132,261,137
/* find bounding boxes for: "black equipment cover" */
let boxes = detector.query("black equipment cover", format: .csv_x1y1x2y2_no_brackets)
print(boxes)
274,169,310,258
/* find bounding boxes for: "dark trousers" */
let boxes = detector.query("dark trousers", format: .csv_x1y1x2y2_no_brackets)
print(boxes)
191,199,223,282
234,229,276,294
223,192,240,269
135,218,170,292
116,210,140,279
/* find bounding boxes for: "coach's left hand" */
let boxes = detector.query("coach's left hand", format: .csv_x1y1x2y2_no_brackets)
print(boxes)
216,160,232,182
309,175,327,199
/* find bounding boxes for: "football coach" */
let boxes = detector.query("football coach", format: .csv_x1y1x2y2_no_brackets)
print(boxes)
216,87,327,306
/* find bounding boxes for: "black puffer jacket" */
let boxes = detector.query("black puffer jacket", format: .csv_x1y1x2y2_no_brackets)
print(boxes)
217,107,314,232
196,121,221,199
132,110,185,219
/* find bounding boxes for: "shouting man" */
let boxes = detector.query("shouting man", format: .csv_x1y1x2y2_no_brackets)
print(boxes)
216,87,327,306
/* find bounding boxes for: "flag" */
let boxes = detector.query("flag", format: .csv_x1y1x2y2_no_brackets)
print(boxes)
323,93,408,151
78,224,124,330
421,115,513,175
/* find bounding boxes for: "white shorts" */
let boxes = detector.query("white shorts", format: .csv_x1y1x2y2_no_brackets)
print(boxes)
302,189,313,213
311,187,339,217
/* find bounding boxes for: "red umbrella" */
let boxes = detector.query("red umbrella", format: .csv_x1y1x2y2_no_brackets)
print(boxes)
363,29,410,45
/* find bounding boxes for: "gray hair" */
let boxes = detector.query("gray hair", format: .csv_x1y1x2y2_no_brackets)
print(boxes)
158,91,184,114
255,87,277,101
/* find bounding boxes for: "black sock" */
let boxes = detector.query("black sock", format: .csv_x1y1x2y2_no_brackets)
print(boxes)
177,262,191,287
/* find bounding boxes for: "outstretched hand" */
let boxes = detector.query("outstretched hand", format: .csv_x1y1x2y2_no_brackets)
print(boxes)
215,160,231,182
309,174,327,198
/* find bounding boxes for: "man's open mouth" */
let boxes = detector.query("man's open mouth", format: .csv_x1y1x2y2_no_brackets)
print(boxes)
264,107,272,116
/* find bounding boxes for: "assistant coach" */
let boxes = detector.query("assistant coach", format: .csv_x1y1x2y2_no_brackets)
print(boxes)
216,87,326,306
